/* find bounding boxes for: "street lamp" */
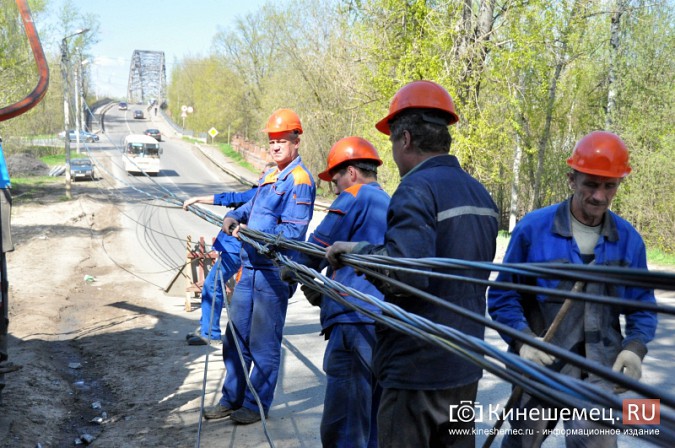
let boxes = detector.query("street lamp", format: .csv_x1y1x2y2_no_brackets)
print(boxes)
60,28,89,199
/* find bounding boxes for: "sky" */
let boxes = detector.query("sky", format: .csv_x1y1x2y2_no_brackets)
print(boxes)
43,0,269,99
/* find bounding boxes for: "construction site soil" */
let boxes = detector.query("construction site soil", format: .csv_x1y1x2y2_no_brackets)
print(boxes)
0,174,217,447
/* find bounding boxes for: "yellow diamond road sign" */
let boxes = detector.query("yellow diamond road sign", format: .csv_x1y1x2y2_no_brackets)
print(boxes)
208,127,219,138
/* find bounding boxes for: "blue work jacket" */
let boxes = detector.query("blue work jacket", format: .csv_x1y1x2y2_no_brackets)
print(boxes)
355,155,499,390
212,187,257,254
488,199,657,368
300,182,390,331
227,157,315,269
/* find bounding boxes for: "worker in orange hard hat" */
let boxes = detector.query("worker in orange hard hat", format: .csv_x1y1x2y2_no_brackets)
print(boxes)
205,108,316,425
489,131,656,448
326,80,499,447
281,136,389,446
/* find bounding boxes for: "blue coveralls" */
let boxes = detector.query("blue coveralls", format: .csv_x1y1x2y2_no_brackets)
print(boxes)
354,155,499,447
299,182,390,448
199,188,257,340
219,157,315,415
488,198,657,448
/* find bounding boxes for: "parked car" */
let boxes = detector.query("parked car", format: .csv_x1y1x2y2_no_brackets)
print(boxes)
70,157,96,181
133,110,144,119
144,128,162,141
58,129,100,143
118,102,128,110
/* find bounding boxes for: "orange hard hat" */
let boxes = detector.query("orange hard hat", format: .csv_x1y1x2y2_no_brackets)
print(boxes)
318,136,383,181
567,131,632,178
375,80,459,135
262,108,303,134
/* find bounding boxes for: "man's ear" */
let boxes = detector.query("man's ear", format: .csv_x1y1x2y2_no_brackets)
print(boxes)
401,129,412,150
566,172,575,190
347,165,358,181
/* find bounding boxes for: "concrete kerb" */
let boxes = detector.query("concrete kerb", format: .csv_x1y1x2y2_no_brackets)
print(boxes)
192,143,259,188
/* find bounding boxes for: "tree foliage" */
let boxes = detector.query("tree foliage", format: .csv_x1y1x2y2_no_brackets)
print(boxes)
0,0,100,151
3,0,670,252
164,0,673,252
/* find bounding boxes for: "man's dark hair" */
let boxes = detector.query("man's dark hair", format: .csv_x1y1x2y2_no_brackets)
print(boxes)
331,161,378,179
389,108,452,154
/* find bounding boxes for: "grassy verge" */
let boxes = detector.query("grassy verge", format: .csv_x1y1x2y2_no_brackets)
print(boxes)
10,176,67,203
646,249,675,268
41,154,65,165
8,153,90,203
216,143,257,173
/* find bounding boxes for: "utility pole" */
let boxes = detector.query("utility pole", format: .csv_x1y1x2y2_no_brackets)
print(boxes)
60,29,89,198
73,61,81,155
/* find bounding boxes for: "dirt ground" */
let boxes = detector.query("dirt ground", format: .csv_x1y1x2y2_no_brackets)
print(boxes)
0,179,208,447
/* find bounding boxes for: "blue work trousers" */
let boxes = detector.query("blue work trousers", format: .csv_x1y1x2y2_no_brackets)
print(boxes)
220,267,291,414
321,324,379,448
200,251,240,340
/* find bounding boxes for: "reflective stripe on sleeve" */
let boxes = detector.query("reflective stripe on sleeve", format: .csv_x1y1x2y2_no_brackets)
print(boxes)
437,205,499,222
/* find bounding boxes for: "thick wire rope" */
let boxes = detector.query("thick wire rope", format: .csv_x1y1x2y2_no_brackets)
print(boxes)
240,227,675,314
278,256,675,445
181,210,675,410
234,229,675,421
347,258,674,314
248,229,675,400
117,162,675,416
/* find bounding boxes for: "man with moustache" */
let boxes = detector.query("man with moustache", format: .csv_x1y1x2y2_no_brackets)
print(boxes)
488,131,657,448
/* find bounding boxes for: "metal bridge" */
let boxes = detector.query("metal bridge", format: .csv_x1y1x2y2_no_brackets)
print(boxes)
127,50,166,106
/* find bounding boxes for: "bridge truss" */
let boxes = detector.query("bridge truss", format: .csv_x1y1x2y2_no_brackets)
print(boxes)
127,50,166,106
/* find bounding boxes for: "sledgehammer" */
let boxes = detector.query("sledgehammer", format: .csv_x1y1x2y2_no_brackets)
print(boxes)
482,279,585,448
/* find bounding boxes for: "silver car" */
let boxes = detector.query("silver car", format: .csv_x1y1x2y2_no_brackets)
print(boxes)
59,130,100,143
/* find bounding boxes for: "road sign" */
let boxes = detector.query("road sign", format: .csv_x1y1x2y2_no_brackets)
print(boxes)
208,127,219,138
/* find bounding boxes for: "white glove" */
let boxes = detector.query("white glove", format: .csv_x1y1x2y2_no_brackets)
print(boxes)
519,337,555,366
612,350,642,380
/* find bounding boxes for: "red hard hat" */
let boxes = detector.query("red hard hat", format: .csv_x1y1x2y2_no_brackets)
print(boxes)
375,80,459,135
567,131,632,178
318,136,383,181
261,108,303,134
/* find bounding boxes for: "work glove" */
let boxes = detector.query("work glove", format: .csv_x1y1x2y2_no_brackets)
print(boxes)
612,350,642,381
279,266,297,283
519,337,556,366
301,284,322,307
